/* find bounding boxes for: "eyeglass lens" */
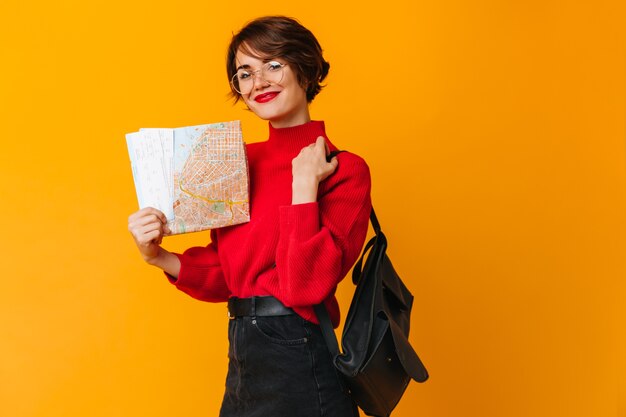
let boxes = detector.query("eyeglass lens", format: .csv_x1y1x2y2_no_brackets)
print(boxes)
231,62,284,95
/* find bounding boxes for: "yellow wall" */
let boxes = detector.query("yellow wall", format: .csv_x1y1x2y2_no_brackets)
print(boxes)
1,1,624,416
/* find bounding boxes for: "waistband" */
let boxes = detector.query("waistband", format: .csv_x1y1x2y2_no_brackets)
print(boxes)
227,296,295,320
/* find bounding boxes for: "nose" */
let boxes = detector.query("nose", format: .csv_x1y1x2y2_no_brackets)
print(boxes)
252,73,270,90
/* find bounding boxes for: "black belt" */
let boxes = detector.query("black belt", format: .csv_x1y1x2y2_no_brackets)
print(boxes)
227,296,295,319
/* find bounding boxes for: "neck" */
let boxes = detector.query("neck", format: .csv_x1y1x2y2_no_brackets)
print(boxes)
269,111,311,129
267,120,328,155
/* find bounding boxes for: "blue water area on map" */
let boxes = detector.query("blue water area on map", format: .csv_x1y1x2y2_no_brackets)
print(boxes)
173,122,227,172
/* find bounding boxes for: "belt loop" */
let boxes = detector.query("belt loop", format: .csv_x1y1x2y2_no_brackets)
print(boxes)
227,297,236,320
250,296,256,317
226,298,235,320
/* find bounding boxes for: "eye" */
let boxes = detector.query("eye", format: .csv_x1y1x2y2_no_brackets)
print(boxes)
237,70,251,80
266,61,283,72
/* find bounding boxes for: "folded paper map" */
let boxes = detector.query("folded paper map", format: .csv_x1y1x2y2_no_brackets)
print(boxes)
126,120,250,234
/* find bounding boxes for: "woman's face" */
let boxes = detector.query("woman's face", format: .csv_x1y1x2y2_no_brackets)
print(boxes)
234,48,310,128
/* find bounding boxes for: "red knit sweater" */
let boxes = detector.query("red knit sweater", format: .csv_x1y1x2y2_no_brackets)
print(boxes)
167,120,372,326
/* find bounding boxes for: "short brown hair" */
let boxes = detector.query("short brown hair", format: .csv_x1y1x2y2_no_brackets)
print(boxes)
226,16,330,103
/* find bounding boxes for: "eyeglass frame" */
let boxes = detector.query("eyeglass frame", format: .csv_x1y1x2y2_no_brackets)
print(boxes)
230,61,288,95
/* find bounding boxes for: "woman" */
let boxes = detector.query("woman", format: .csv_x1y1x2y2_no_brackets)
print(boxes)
128,16,371,417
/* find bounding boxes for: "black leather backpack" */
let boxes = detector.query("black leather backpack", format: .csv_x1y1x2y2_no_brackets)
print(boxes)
314,207,429,417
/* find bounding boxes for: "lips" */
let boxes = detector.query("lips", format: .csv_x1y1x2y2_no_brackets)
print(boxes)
254,91,280,103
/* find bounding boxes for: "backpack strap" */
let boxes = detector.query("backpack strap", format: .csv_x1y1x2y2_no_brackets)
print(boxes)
313,303,340,358
314,206,379,357
316,148,374,360
370,207,381,234
327,148,379,233
326,149,345,163
316,149,346,362
314,302,347,393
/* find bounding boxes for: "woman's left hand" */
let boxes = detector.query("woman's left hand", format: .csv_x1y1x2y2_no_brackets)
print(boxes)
291,136,338,204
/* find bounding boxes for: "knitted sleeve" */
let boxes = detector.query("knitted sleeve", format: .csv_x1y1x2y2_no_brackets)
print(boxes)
274,153,372,308
164,229,231,302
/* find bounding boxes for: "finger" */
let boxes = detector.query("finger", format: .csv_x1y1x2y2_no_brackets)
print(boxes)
134,222,163,242
128,211,162,229
299,144,313,155
144,221,163,234
129,206,155,219
142,229,161,244
315,136,327,154
134,228,161,246
129,213,162,230
128,210,144,223
329,156,339,170
149,208,168,224
140,207,168,224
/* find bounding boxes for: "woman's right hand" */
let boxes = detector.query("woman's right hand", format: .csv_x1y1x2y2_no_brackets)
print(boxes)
128,207,171,264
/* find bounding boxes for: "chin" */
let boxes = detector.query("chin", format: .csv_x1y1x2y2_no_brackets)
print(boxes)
252,110,283,122
248,104,287,123
244,94,308,126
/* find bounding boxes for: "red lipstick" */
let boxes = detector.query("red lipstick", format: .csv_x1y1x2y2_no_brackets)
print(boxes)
254,91,279,103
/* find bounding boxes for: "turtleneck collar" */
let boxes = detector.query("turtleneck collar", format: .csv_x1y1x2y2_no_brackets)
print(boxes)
267,120,329,154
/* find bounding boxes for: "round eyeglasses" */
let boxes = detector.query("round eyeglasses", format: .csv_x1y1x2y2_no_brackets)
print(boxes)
231,61,287,95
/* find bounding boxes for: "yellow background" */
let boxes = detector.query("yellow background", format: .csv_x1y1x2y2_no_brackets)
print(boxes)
1,1,624,416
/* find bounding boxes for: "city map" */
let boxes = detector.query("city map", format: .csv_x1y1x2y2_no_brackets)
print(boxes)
126,120,250,234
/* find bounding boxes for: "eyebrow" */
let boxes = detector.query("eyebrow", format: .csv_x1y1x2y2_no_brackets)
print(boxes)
235,59,281,72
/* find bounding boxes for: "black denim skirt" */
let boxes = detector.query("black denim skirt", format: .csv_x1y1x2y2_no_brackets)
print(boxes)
219,314,358,417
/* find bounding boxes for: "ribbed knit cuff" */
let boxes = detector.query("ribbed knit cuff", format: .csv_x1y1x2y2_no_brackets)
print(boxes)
165,250,230,297
279,202,320,240
164,252,213,288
